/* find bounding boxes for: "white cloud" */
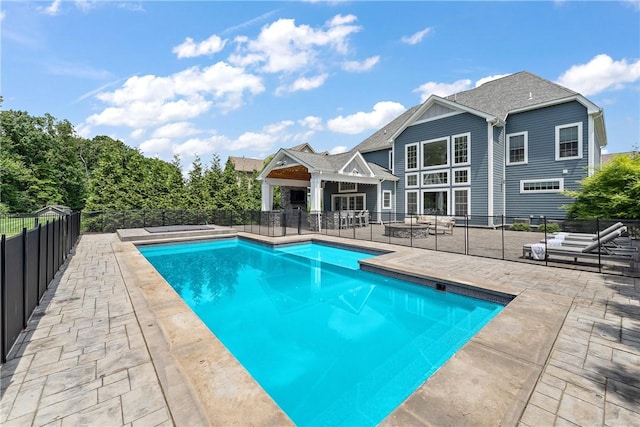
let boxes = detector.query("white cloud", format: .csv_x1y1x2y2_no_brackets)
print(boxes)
263,120,294,134
475,74,510,87
413,79,472,102
342,56,379,72
82,61,264,133
173,136,228,157
140,138,172,155
227,132,276,151
276,74,328,95
330,146,348,154
130,129,145,139
40,0,62,16
84,96,212,129
556,54,640,96
230,14,361,74
401,28,432,45
172,35,227,59
152,122,201,139
327,101,406,134
0,10,5,21
299,116,324,131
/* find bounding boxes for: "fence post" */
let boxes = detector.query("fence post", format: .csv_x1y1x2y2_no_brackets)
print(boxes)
465,215,469,255
597,218,602,273
501,215,505,260
37,224,42,301
298,209,302,235
22,228,28,328
1,234,6,363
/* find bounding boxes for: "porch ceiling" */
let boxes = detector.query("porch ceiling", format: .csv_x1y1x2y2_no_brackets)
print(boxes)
266,165,311,181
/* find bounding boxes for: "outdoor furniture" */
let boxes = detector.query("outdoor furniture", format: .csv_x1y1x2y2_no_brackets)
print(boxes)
523,227,637,263
416,215,455,235
551,222,624,242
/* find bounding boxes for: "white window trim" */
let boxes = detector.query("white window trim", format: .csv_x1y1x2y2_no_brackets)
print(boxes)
382,190,392,209
421,136,450,170
452,132,471,166
388,150,393,171
453,187,471,217
555,122,583,161
506,131,528,165
405,190,419,215
520,178,564,194
452,167,471,186
405,143,419,172
421,169,449,187
331,193,366,209
405,173,419,189
338,182,357,193
421,189,450,215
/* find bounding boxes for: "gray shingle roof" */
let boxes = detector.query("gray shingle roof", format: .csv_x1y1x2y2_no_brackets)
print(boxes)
281,149,397,180
351,105,420,154
444,71,578,120
228,156,264,173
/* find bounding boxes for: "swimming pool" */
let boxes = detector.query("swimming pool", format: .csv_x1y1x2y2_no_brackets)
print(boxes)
139,239,504,426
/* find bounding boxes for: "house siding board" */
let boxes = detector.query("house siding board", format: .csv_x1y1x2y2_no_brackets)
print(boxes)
395,112,488,216
493,126,505,216
505,101,588,218
362,150,391,169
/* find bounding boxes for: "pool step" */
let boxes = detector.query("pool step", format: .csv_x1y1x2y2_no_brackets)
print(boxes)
117,226,237,242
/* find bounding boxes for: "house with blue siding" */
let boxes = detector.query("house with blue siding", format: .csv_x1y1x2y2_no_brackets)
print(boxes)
259,72,606,228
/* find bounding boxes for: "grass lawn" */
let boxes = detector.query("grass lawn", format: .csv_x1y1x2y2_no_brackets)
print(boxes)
0,216,54,238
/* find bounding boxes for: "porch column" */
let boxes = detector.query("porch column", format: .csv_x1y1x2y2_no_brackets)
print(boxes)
309,175,322,232
261,181,273,211
309,175,322,213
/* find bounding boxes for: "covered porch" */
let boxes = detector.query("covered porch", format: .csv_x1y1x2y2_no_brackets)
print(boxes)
258,149,397,231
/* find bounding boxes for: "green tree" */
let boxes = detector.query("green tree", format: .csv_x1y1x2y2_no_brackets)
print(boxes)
564,152,640,219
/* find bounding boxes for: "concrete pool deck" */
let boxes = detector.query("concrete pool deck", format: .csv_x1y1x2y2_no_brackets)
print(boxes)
1,232,639,426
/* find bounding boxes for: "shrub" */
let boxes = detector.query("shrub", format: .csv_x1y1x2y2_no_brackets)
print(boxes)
538,223,561,233
510,223,531,232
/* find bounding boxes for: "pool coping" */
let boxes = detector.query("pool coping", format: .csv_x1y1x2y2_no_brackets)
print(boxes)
113,232,572,426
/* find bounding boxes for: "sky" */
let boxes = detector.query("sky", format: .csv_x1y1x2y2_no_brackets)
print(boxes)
2,0,639,173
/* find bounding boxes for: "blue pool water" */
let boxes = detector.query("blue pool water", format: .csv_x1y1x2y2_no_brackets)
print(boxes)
139,239,503,426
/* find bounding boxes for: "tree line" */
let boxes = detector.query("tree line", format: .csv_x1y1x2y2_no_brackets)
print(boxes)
1,108,638,219
1,109,267,214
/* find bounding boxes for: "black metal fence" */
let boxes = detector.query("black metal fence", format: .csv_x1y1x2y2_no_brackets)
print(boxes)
0,214,60,238
1,212,81,362
81,209,639,277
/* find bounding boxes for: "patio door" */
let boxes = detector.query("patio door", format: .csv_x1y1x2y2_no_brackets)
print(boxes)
332,194,365,211
422,190,449,215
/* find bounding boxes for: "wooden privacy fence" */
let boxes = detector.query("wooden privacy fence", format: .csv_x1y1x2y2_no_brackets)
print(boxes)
0,212,81,363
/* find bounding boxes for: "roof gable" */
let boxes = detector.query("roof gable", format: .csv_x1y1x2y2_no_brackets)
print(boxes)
338,152,374,177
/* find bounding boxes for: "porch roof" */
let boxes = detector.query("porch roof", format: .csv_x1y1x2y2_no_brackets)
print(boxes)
259,148,398,183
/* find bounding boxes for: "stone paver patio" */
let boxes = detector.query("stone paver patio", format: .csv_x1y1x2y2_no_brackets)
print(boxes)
1,231,639,426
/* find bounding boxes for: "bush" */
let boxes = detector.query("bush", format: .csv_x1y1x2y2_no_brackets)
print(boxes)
510,223,531,232
538,223,561,233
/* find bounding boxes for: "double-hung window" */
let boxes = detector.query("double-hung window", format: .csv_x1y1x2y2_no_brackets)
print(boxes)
507,131,528,165
406,191,418,215
452,133,470,166
453,188,470,217
382,190,392,209
555,122,582,160
406,143,418,171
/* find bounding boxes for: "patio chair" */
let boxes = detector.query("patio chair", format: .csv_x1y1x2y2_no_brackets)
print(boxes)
339,211,351,229
524,227,637,263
